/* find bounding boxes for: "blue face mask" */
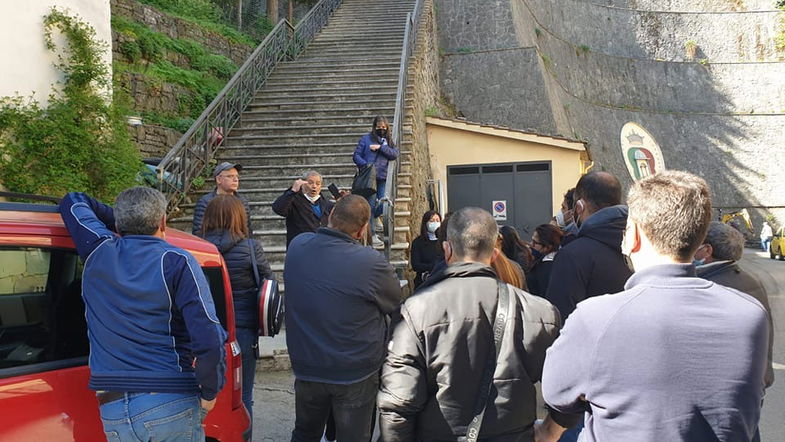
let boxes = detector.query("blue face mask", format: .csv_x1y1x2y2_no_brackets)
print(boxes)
532,249,543,259
693,258,705,267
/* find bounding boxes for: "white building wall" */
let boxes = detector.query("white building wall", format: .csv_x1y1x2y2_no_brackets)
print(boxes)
0,0,112,104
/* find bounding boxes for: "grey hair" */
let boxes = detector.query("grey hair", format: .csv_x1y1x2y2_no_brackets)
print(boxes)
302,170,322,180
114,187,167,235
446,207,499,260
704,221,744,261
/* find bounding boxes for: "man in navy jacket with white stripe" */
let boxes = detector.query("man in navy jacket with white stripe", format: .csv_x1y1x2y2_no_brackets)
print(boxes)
60,188,226,441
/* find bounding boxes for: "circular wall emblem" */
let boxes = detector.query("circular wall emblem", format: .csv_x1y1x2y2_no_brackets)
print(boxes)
620,122,665,181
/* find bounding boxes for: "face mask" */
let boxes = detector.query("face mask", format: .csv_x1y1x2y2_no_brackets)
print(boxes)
693,258,705,267
555,210,566,227
304,192,320,203
427,221,440,233
531,249,542,259
375,129,387,138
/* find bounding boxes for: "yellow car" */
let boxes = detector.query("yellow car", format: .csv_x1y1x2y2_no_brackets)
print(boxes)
770,227,785,260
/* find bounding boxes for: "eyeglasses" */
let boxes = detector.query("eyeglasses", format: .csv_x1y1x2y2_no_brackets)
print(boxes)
531,239,543,247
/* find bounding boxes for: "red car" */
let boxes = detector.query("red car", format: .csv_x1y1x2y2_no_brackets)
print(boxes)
0,198,250,441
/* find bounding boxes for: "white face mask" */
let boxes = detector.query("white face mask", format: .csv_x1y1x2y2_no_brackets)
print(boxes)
427,221,441,233
555,210,566,227
304,192,321,203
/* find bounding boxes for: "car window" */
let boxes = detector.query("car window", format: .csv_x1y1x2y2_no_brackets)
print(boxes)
202,266,228,330
0,247,86,373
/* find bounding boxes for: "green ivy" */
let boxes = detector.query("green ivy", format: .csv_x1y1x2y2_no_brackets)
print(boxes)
0,8,140,201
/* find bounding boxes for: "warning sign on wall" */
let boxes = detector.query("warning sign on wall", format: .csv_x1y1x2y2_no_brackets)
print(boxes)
492,200,507,221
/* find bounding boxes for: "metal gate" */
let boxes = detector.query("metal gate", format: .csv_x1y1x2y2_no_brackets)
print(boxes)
446,161,553,239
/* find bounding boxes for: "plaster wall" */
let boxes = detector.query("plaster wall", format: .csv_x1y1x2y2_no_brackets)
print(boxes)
426,121,585,216
0,1,112,104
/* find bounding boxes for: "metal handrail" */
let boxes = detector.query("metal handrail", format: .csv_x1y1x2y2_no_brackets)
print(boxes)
157,0,342,212
382,0,424,259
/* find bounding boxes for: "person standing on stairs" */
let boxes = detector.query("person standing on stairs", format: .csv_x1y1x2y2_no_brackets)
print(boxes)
352,116,399,247
201,195,274,439
192,162,251,235
272,170,335,247
409,210,444,289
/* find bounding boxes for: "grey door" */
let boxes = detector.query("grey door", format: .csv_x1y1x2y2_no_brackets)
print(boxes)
447,161,552,240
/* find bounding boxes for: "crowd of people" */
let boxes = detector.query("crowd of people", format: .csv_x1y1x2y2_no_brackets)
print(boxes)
56,113,774,441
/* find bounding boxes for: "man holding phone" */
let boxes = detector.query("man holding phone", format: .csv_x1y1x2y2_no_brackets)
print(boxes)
272,170,336,246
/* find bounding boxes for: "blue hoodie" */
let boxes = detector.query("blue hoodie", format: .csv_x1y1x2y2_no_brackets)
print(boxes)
59,193,227,400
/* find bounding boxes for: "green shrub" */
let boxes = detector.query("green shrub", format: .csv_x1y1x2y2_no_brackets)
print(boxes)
135,0,257,46
0,9,140,201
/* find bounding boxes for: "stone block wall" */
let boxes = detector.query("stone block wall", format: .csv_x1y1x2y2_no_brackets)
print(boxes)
128,124,183,158
400,0,441,291
111,0,254,65
433,0,785,227
0,249,49,294
118,72,191,115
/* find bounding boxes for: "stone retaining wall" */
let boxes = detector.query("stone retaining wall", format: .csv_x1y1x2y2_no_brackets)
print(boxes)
402,0,441,291
128,124,183,158
118,72,191,115
111,0,254,65
433,0,785,225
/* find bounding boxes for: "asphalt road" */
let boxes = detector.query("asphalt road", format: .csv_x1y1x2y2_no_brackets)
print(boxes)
738,248,785,441
252,248,785,441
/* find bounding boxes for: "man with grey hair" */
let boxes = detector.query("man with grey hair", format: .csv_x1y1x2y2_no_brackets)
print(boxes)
378,207,569,441
540,171,769,441
273,170,335,246
59,189,227,441
695,221,774,391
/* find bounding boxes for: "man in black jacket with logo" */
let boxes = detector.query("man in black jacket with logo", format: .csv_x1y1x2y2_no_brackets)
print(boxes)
272,170,334,246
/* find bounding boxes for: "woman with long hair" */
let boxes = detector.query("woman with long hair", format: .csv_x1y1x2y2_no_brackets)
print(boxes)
352,115,400,246
526,223,564,296
499,225,534,273
492,234,527,290
201,195,273,436
410,210,444,288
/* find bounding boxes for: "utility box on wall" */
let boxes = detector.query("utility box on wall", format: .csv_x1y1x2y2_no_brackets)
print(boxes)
447,161,552,239
427,117,589,238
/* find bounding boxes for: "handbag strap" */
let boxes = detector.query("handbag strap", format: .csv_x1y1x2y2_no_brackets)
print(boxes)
465,280,510,442
248,238,260,289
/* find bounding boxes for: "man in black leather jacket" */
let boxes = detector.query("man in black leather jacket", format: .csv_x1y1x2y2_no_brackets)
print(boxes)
378,207,576,441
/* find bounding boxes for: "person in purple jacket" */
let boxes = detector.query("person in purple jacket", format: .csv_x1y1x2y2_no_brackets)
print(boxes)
538,171,769,442
352,115,399,246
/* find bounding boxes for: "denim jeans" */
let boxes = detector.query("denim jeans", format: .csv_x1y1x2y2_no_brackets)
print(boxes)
367,178,386,222
761,237,771,252
236,327,258,428
99,392,206,442
291,374,378,442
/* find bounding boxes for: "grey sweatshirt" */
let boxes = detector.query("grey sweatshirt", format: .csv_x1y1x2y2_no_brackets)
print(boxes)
542,263,769,441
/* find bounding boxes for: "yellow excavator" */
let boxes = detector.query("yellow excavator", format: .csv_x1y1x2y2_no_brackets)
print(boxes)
719,208,753,235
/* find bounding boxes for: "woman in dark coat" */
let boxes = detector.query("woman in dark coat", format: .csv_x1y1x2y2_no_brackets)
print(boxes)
410,210,444,288
499,225,534,273
526,224,563,296
201,195,273,434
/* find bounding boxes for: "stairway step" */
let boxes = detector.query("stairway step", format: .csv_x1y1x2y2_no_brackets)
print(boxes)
237,115,398,127
240,107,395,118
244,100,397,113
258,84,398,94
239,163,357,178
219,150,411,164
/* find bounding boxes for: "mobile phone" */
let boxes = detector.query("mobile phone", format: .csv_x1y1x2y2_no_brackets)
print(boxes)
328,183,341,200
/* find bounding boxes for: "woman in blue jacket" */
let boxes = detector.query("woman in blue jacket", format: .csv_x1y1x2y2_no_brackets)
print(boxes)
352,116,400,238
200,195,273,436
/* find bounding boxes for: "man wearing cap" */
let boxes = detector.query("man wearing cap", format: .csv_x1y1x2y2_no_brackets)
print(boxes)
192,162,251,235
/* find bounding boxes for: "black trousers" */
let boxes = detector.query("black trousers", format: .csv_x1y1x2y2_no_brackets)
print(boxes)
291,375,378,442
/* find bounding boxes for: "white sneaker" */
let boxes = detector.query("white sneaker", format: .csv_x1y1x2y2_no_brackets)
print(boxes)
372,235,384,248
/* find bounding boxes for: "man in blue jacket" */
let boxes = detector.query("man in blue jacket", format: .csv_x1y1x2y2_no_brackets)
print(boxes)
59,188,227,441
284,194,401,441
539,171,769,441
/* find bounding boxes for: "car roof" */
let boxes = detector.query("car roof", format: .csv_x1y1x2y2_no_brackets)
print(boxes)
0,202,222,261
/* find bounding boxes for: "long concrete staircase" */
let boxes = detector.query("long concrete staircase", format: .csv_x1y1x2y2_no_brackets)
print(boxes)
171,0,416,280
